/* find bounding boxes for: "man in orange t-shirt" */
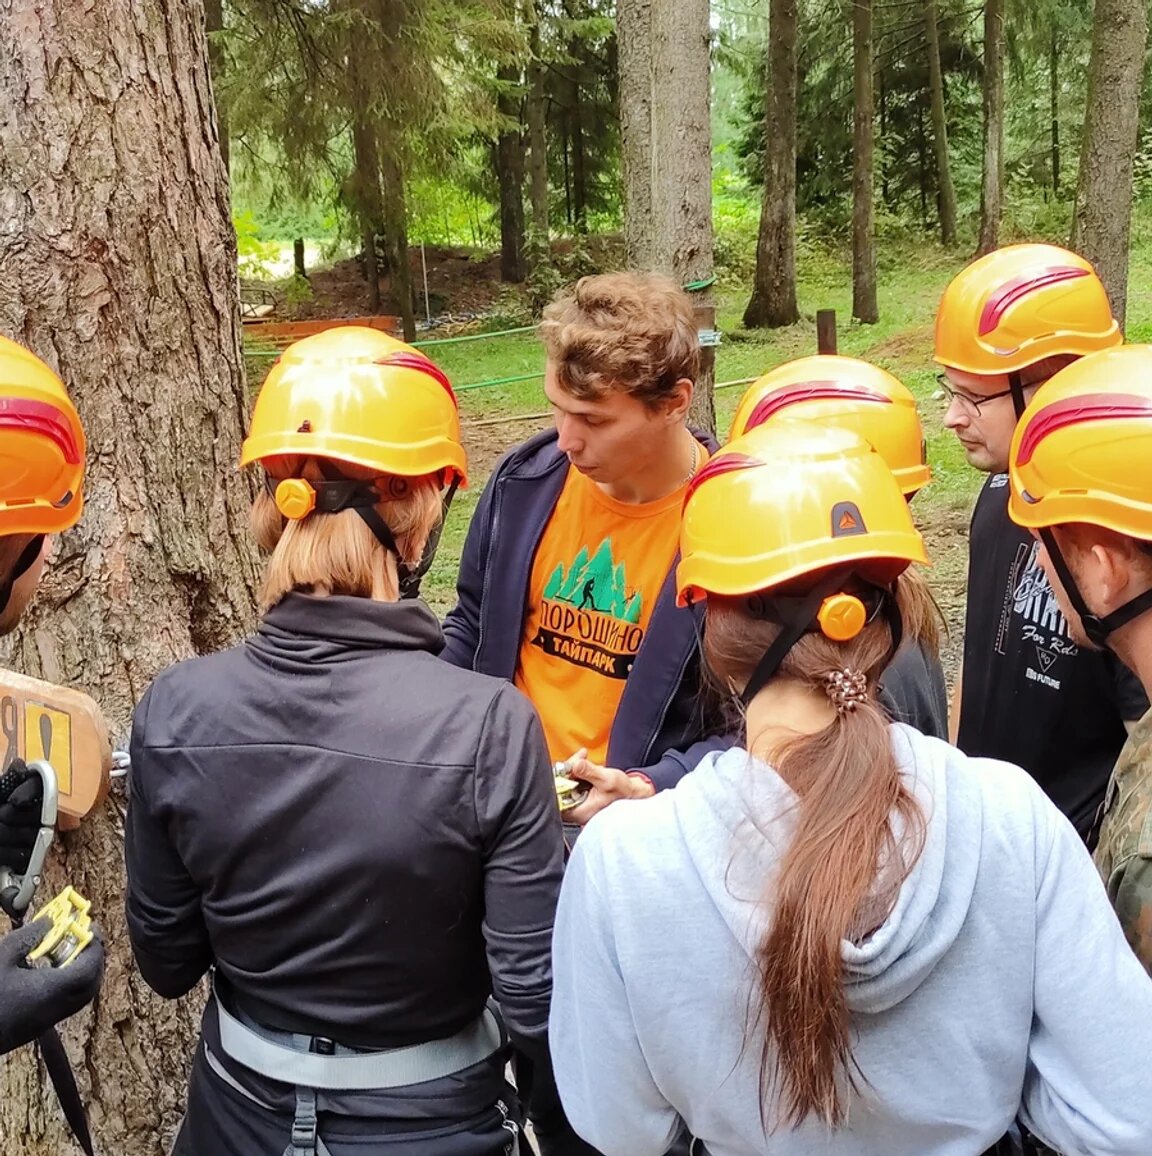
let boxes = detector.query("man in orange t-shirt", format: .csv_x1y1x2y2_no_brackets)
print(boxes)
442,271,721,832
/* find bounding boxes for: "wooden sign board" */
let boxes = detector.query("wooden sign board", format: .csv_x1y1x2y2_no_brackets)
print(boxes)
0,668,112,829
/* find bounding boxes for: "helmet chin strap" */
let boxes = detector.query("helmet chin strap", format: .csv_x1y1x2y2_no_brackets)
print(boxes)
310,462,457,601
1009,370,1028,420
1038,527,1152,649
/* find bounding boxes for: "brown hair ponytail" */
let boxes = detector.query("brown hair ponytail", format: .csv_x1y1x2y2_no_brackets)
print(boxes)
703,573,926,1129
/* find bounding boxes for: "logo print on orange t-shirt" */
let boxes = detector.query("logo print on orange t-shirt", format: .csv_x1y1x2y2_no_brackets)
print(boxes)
529,538,644,679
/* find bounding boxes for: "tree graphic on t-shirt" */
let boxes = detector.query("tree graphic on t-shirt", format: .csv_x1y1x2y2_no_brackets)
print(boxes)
543,537,642,623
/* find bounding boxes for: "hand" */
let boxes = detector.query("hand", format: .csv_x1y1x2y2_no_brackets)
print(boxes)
0,760,45,875
565,757,655,826
0,920,105,1055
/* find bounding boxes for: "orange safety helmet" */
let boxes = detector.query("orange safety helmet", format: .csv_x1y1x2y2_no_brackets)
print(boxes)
677,422,927,613
240,326,467,487
729,356,931,495
1009,346,1152,541
934,243,1120,377
0,335,86,537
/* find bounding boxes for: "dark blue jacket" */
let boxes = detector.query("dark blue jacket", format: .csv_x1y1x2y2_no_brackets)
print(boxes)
441,428,724,791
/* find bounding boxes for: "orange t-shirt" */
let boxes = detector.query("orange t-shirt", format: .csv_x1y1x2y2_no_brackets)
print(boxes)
515,466,691,765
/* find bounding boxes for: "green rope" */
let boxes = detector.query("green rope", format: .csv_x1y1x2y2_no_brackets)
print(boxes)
413,325,537,347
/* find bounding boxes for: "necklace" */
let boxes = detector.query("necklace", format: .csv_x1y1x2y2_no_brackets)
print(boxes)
681,438,700,487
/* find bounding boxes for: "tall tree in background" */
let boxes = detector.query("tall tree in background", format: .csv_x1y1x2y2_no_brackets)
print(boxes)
0,0,260,1151
977,0,1004,254
617,0,715,431
744,0,800,328
924,0,957,245
618,0,654,267
1072,0,1147,327
852,0,878,324
495,61,527,282
525,0,551,269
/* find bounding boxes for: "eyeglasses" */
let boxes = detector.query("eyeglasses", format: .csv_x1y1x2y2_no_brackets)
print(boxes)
935,374,1016,416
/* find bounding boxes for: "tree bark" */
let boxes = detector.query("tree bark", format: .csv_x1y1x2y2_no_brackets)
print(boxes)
495,63,527,283
1071,0,1147,328
381,148,416,341
203,0,229,176
618,0,655,268
650,0,716,432
977,0,1004,255
852,0,879,324
526,0,551,269
924,0,958,246
744,0,800,328
0,1,261,1152
568,45,588,233
347,9,384,311
1050,31,1061,196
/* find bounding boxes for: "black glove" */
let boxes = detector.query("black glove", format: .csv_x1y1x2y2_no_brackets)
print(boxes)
0,919,105,1055
0,760,45,874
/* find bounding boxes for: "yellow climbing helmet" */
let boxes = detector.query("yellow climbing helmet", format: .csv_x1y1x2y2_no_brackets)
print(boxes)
0,335,86,537
1009,345,1152,540
730,356,930,495
240,326,467,486
677,421,927,610
934,243,1120,376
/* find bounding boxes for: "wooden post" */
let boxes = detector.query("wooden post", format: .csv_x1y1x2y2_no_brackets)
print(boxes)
293,238,308,281
817,308,837,354
693,302,717,434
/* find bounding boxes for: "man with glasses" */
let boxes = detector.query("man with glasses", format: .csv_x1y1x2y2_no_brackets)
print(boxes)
935,244,1147,843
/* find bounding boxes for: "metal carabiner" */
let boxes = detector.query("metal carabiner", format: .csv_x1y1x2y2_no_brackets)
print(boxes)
0,759,59,917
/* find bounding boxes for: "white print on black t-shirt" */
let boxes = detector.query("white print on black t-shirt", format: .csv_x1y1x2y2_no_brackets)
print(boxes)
997,540,1078,689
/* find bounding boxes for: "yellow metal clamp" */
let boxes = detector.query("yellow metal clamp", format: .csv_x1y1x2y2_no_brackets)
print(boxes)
29,886,93,968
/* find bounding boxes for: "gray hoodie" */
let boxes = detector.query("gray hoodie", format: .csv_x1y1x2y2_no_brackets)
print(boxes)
550,724,1152,1156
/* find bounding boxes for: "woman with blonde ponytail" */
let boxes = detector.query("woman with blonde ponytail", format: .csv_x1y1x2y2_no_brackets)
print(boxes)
124,328,563,1156
550,422,1152,1156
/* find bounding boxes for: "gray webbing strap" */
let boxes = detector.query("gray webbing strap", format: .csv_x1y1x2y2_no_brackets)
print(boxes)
213,988,503,1091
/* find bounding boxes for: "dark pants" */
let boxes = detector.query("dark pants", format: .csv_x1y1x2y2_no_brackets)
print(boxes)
170,1043,521,1156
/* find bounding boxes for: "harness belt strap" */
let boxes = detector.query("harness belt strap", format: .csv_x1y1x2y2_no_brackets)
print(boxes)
214,990,503,1091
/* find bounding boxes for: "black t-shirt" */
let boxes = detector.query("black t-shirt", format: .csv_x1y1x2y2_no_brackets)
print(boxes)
958,474,1149,840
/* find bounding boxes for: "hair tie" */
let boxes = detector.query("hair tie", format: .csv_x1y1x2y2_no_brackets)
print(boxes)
824,668,868,714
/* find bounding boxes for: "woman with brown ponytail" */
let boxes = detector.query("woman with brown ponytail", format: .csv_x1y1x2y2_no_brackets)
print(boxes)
549,422,1152,1156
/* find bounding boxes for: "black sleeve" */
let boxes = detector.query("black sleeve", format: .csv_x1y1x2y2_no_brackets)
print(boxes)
1107,652,1150,723
473,684,565,1063
440,472,497,670
123,685,213,999
878,642,949,740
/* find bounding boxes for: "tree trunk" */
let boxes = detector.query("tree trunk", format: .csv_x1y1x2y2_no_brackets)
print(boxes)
976,0,1004,255
618,0,655,268
1071,0,1147,328
924,0,958,246
917,98,929,227
294,238,308,281
526,0,551,269
744,0,800,328
1050,31,1061,196
495,63,527,283
569,48,588,233
879,73,889,202
381,148,416,341
347,15,384,312
650,0,716,432
852,0,879,324
203,0,229,176
0,1,261,1152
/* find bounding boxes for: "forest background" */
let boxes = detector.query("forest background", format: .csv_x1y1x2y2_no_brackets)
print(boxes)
0,0,1149,1150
